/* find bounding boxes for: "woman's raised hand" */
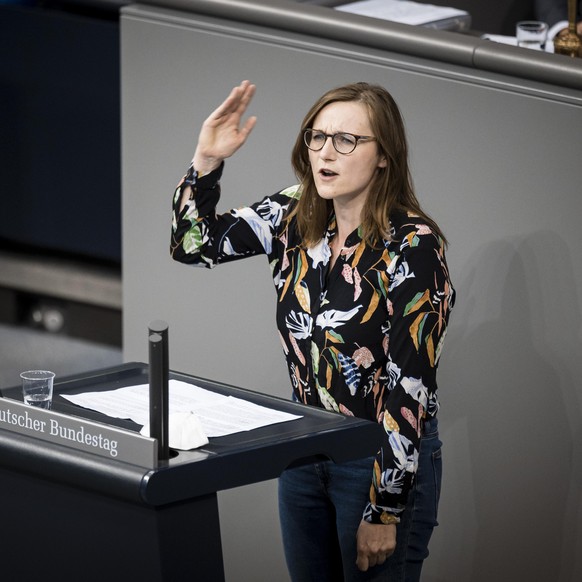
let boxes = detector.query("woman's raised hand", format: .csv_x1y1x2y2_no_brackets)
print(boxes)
192,80,257,176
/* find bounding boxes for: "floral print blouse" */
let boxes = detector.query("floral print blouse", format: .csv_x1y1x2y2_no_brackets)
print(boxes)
171,162,455,524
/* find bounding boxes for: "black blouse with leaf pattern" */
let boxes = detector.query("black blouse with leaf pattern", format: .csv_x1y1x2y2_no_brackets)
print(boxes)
171,162,455,524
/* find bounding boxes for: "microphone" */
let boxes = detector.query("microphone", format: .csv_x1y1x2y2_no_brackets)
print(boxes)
148,320,169,461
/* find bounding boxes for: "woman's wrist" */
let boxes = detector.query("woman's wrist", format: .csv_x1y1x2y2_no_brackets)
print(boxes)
192,151,223,177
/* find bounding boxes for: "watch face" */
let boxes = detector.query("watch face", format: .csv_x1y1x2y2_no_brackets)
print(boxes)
380,512,399,525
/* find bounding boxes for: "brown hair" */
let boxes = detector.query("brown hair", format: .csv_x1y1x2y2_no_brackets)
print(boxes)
288,82,446,248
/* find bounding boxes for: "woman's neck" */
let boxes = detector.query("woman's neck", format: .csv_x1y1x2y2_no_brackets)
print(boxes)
329,202,363,269
333,200,363,244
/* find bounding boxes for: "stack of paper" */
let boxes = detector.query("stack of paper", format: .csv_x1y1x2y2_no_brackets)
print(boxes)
335,0,471,31
63,379,302,441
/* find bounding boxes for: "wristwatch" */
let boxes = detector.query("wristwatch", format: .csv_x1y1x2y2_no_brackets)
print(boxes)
380,512,400,525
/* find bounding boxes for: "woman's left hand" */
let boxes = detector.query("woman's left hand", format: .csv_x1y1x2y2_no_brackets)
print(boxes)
355,520,397,571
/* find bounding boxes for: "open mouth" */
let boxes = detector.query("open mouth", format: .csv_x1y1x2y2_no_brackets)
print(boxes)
319,169,338,177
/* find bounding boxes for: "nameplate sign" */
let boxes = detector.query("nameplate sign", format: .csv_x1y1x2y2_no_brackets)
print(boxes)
0,398,157,468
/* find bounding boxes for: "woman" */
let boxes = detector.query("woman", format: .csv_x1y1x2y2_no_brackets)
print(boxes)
171,81,454,581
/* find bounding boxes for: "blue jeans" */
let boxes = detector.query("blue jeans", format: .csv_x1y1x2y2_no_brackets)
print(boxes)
278,417,442,582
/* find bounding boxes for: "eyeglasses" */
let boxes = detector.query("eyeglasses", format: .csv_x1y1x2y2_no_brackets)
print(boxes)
303,129,376,155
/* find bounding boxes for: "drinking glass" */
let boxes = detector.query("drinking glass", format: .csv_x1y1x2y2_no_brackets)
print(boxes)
21,370,55,409
516,21,548,50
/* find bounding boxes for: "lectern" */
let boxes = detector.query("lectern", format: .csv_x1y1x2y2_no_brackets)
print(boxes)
0,363,382,581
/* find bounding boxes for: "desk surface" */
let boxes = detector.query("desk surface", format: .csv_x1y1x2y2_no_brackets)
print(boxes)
0,363,383,506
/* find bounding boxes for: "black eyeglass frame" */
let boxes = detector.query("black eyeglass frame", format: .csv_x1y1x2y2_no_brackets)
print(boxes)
303,129,377,154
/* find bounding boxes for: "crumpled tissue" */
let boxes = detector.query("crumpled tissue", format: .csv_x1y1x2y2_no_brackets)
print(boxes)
140,412,209,450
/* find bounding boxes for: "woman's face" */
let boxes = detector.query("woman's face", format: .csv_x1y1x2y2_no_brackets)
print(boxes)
308,100,387,213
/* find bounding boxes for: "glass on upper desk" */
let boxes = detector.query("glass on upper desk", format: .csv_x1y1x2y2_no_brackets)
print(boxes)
516,21,549,50
20,370,55,409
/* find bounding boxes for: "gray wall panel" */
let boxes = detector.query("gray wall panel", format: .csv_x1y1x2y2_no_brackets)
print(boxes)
121,5,582,581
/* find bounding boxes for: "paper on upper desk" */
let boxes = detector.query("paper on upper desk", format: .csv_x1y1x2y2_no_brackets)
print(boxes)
336,0,468,26
62,379,302,438
481,33,556,53
481,34,517,46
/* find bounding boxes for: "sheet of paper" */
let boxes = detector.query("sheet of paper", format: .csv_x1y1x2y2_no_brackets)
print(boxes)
336,0,467,26
481,34,518,46
62,380,302,438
